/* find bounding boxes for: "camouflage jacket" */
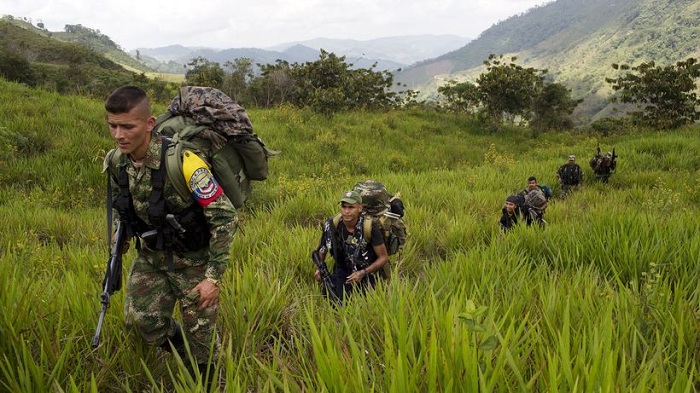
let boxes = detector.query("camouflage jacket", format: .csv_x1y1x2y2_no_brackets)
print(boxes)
104,133,237,281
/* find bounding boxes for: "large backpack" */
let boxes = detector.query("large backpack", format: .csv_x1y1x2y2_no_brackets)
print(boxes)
538,185,553,200
331,180,407,280
155,86,278,208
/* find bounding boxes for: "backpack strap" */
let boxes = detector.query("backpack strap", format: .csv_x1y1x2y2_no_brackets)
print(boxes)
333,212,373,241
362,215,373,241
165,139,191,201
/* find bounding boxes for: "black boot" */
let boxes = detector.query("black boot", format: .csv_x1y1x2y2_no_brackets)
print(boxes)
199,363,216,392
159,322,186,358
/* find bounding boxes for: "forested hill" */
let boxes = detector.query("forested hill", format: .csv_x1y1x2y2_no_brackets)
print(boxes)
0,15,153,73
396,0,700,117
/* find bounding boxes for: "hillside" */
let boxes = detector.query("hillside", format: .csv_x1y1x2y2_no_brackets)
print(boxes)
396,0,700,120
1,79,699,391
0,15,154,73
0,18,126,71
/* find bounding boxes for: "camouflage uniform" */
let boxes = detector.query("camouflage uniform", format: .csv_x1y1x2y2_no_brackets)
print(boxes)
106,133,237,363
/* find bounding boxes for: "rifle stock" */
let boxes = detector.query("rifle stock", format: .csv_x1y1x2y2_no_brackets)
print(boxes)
92,221,126,349
312,250,338,302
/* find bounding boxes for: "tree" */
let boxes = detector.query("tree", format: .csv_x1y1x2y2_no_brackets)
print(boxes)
0,49,35,85
185,56,225,88
437,79,480,114
248,60,294,108
290,49,403,115
605,58,700,129
222,58,254,104
476,54,546,126
531,82,581,131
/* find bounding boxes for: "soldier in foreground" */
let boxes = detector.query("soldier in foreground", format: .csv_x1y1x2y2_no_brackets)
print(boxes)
103,86,237,389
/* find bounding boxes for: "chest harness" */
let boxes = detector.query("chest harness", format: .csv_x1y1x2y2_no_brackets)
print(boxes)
112,139,211,269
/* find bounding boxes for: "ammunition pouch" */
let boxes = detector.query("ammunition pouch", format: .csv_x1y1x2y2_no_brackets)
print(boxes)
138,206,210,254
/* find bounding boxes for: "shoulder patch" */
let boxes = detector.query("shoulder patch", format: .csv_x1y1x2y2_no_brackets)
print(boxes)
182,150,223,206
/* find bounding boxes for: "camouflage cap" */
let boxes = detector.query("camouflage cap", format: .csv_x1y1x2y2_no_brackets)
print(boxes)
340,190,362,205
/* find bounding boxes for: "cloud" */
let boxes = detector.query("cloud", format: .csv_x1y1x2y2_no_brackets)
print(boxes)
2,0,552,50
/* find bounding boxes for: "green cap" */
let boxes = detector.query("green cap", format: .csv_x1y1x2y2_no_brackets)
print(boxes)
340,190,362,205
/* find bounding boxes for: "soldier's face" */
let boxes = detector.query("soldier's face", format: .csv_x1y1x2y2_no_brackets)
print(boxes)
107,105,155,160
505,201,517,214
527,180,537,190
340,202,362,223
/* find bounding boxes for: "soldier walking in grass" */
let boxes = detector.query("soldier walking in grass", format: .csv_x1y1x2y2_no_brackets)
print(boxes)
498,195,521,232
103,86,237,390
590,148,618,183
313,190,388,302
557,155,583,199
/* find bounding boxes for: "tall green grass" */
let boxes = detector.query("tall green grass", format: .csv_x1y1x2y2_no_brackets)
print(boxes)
0,80,698,391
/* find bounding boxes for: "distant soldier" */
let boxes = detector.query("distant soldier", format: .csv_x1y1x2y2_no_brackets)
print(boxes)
518,176,553,201
498,195,521,232
590,148,617,183
557,155,583,198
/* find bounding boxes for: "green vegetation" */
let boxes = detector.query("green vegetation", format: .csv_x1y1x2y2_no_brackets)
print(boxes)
438,55,581,132
0,19,178,102
185,50,416,113
606,58,700,129
397,0,700,120
1,79,698,391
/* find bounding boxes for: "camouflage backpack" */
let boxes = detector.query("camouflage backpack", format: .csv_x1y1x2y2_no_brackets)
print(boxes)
156,86,278,208
524,189,547,212
352,180,407,256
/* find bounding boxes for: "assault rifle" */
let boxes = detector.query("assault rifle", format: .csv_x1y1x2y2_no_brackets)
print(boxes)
311,250,338,302
92,221,126,348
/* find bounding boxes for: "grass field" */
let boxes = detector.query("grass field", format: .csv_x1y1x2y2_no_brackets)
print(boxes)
0,79,698,392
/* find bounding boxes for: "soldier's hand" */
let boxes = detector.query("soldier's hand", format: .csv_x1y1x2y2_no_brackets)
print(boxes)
313,270,321,282
345,269,367,284
189,279,220,311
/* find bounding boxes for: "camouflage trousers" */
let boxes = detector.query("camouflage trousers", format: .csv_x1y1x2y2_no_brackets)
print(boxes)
124,248,221,364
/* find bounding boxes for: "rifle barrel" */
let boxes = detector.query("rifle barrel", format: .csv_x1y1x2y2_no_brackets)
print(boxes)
92,222,125,349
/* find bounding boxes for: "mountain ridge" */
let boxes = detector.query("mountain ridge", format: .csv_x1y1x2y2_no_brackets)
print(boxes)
133,34,469,73
394,0,700,119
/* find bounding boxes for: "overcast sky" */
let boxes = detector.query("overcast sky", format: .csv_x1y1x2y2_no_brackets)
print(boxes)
3,0,552,51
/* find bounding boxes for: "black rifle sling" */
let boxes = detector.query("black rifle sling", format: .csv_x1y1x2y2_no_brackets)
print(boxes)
114,139,176,269
147,139,176,270
106,166,113,251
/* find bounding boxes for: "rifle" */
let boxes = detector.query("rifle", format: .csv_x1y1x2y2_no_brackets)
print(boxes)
312,250,338,302
596,143,601,157
92,221,126,348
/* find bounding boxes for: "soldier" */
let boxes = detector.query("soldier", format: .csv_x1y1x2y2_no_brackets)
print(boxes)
498,195,521,232
518,176,553,201
103,86,237,389
313,190,389,302
557,155,583,198
590,150,617,182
